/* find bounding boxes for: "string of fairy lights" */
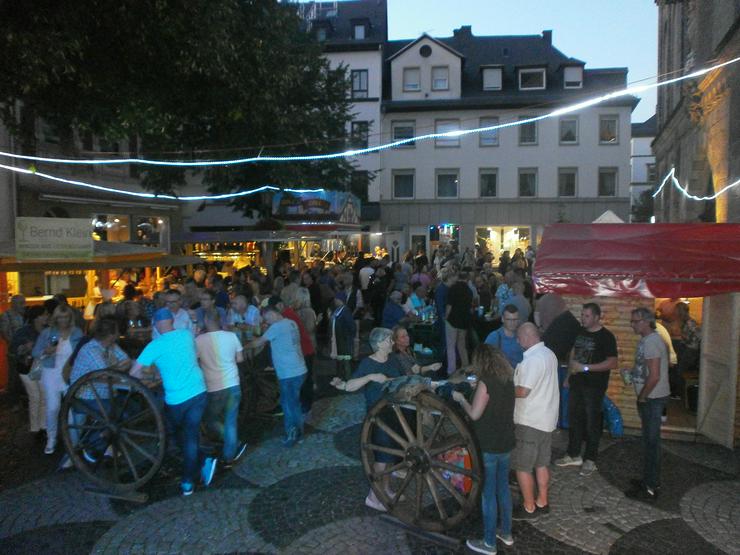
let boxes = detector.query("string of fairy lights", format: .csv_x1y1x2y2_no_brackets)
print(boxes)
0,56,738,202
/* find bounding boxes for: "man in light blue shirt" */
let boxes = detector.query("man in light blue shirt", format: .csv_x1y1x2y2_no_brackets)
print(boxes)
485,304,524,368
246,305,307,447
131,308,215,496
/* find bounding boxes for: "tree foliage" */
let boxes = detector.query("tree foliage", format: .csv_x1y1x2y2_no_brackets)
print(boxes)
0,0,354,214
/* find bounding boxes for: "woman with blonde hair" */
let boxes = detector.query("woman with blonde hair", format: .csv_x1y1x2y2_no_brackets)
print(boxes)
390,325,442,376
32,304,84,454
453,344,516,553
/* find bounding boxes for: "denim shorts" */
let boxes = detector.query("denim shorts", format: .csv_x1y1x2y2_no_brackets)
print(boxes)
511,424,552,471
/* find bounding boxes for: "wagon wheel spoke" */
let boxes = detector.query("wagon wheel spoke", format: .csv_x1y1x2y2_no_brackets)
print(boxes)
388,469,415,508
391,404,416,444
371,461,408,478
71,398,107,423
112,442,121,480
119,428,159,439
429,440,468,457
120,409,152,427
430,468,466,506
366,443,405,458
424,413,446,448
373,417,409,449
120,433,159,464
414,473,423,521
425,474,448,521
415,401,424,445
66,423,107,432
117,439,141,482
430,459,476,478
106,376,114,408
115,388,134,421
90,386,110,424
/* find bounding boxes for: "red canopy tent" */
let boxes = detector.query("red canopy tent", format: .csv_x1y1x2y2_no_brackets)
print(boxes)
533,224,740,298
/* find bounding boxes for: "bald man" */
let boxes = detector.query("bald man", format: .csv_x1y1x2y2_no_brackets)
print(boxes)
511,322,559,520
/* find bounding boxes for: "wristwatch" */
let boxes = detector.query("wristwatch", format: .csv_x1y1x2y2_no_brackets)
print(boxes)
583,365,590,373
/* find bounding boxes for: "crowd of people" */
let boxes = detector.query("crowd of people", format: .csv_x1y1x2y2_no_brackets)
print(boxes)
0,239,700,551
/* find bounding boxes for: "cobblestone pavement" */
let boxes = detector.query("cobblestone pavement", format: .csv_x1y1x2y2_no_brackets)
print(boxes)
1,364,739,555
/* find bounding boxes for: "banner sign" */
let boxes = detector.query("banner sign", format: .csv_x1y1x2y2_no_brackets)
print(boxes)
272,191,360,224
15,217,93,260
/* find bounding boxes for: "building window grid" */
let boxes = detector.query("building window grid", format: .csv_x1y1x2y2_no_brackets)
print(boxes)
350,121,369,149
393,171,415,199
563,66,583,88
518,168,537,197
479,117,499,147
351,69,369,99
599,115,619,144
403,67,421,92
431,66,449,91
392,120,416,148
518,117,537,145
435,119,460,148
559,117,578,144
479,169,498,197
598,167,618,196
558,168,578,197
436,169,459,198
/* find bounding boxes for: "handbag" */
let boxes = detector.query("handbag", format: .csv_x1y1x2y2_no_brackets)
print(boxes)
28,357,44,381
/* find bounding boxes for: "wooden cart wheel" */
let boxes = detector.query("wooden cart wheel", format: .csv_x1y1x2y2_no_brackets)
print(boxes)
60,369,166,492
360,391,483,532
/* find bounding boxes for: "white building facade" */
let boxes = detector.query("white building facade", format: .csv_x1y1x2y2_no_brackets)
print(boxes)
630,115,657,222
377,28,635,256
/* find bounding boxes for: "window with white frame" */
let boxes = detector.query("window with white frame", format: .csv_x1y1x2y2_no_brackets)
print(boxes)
558,168,577,197
518,168,537,197
403,67,420,91
479,117,499,147
518,117,537,145
353,24,366,40
647,163,657,182
392,120,415,148
598,168,618,196
559,117,578,144
479,169,498,197
393,170,415,199
482,67,502,90
563,66,583,88
351,69,368,99
519,68,546,90
431,66,449,90
599,115,619,144
435,119,460,147
436,170,459,198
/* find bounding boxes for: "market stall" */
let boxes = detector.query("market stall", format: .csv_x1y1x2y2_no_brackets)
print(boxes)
533,223,740,447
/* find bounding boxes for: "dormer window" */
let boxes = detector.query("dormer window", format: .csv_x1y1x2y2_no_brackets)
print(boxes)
482,67,502,90
519,68,546,90
316,27,327,42
353,24,366,40
564,66,583,88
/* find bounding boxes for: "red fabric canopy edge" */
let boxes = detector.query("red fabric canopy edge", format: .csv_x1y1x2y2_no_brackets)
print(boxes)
533,223,740,298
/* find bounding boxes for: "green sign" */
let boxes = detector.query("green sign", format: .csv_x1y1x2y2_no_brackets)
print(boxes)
15,217,93,260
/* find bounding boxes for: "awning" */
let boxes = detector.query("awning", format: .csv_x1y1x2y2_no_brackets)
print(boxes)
533,224,740,298
0,241,202,271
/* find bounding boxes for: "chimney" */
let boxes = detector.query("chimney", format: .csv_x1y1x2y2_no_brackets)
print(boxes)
542,29,552,45
453,25,473,40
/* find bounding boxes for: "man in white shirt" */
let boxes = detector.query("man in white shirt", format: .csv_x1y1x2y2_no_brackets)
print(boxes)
512,322,559,520
227,295,261,344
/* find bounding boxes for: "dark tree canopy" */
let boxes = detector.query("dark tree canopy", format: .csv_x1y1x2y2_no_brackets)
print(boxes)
0,0,355,214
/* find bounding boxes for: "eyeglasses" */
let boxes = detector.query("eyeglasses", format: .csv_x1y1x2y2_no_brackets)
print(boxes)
630,319,643,324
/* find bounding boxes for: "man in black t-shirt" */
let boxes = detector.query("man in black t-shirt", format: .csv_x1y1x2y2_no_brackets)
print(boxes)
555,303,618,476
445,272,473,375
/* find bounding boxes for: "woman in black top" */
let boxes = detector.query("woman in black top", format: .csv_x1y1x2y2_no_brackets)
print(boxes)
453,344,515,554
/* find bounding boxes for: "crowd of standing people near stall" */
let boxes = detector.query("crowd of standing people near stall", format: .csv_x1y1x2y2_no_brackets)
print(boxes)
0,239,700,551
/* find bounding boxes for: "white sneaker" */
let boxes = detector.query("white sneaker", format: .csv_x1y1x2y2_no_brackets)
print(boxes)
44,438,56,455
364,494,387,512
554,454,582,467
580,460,597,476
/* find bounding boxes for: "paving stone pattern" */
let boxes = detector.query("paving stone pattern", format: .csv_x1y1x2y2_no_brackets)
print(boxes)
1,376,740,554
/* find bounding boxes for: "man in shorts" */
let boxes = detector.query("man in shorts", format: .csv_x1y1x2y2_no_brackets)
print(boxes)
511,323,559,519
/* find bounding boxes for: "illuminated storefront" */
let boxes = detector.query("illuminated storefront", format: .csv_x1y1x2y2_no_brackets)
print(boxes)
475,226,532,256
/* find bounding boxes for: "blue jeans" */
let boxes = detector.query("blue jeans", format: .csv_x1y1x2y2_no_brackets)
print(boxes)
70,398,111,455
481,451,512,547
205,386,241,461
637,396,668,490
558,365,570,428
165,392,207,486
279,374,306,436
